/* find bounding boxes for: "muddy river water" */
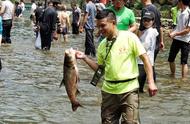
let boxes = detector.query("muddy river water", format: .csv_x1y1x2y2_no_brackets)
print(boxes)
0,10,190,124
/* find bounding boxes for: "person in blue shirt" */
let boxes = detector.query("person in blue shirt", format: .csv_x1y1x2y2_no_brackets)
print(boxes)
79,0,97,57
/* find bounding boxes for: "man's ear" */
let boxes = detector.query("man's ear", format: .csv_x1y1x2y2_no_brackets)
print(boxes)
113,20,116,25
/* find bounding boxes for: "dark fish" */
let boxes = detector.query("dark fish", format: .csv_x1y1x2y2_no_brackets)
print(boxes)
60,48,82,111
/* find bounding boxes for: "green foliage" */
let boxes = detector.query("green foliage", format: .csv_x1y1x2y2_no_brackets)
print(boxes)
161,10,171,18
160,4,172,11
10,0,17,3
134,0,143,10
77,0,85,10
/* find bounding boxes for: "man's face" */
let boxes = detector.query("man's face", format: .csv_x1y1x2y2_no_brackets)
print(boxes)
140,0,146,4
71,4,76,9
112,0,124,10
178,1,183,8
96,18,115,37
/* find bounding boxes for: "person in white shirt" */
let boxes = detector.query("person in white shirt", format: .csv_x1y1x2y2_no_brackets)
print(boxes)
138,11,158,93
0,0,14,44
30,0,36,23
168,0,190,79
20,0,25,12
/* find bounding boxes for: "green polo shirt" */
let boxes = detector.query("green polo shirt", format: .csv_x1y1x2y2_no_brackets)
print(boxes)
171,6,179,25
97,31,146,94
108,6,136,30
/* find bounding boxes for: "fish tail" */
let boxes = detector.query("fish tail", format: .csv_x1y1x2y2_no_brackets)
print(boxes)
71,101,82,111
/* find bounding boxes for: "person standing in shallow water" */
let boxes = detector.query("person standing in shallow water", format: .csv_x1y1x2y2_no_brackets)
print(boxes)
168,0,190,79
71,1,81,35
76,9,157,124
139,0,164,84
39,0,58,50
0,0,14,44
0,3,3,46
57,4,70,42
79,0,96,57
138,11,158,93
139,0,164,62
30,0,37,23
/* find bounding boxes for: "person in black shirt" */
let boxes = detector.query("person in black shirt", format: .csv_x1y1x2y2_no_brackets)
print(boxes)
39,0,59,50
35,2,43,25
71,1,81,35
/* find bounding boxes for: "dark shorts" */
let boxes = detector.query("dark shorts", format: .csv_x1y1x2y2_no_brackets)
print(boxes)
168,39,190,64
62,27,67,36
101,89,140,124
57,27,67,36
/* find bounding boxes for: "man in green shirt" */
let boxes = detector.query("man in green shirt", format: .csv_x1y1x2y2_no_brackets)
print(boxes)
108,0,137,32
170,1,180,28
76,10,157,124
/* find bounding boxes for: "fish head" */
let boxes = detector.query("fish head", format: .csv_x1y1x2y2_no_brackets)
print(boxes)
64,48,76,64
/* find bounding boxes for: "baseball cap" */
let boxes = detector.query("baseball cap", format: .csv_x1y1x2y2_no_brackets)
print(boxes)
143,11,155,20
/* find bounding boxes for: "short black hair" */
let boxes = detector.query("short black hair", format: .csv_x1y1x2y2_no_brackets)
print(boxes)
71,1,77,6
95,9,116,22
49,0,61,6
179,0,190,6
37,2,43,6
31,0,35,3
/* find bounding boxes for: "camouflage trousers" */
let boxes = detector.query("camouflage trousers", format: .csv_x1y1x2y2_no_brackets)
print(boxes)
101,89,140,124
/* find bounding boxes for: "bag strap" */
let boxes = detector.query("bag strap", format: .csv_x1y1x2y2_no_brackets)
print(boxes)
103,37,117,64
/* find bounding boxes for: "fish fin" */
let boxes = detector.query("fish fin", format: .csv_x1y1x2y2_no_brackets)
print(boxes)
76,89,80,95
59,79,65,88
72,101,83,111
